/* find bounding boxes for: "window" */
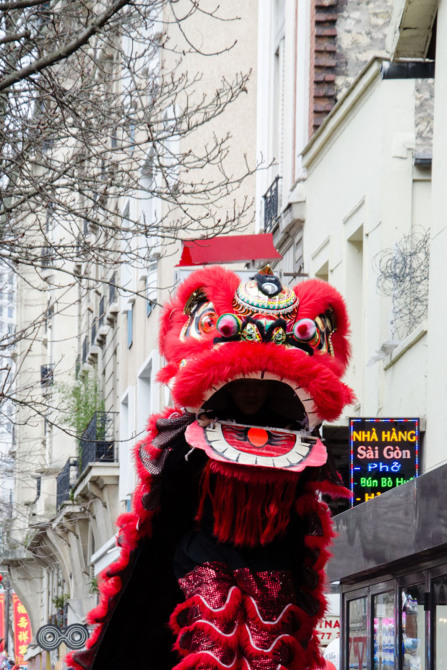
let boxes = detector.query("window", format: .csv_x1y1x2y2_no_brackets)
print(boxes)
46,202,55,234
98,295,105,328
82,335,88,364
316,261,329,283
146,260,157,316
109,272,116,305
129,122,135,153
136,352,159,436
119,387,136,501
127,306,133,348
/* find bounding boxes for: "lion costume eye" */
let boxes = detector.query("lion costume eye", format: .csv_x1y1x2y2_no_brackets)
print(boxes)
199,311,217,334
180,301,217,340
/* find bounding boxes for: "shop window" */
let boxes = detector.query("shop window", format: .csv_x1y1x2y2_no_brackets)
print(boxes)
373,591,396,669
432,574,447,669
401,583,425,670
348,596,368,670
342,567,447,670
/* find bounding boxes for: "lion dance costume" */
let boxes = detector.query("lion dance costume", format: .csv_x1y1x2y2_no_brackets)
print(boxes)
67,266,354,670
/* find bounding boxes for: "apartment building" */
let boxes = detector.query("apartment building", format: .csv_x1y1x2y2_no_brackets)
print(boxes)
254,0,445,667
2,2,258,668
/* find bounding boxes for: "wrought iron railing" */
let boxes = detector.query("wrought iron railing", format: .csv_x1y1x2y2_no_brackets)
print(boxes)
79,412,117,475
263,176,280,232
56,458,78,509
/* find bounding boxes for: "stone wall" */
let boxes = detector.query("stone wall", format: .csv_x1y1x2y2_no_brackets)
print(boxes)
335,0,393,99
310,0,394,134
415,78,434,157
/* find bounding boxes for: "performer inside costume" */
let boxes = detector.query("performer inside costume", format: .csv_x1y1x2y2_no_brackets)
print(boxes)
67,265,354,670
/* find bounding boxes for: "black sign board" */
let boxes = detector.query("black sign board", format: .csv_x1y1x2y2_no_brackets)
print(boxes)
350,418,419,506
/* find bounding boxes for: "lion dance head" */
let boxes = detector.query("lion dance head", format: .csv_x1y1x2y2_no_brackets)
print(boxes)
158,265,354,479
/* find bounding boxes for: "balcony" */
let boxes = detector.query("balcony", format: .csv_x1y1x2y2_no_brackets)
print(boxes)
56,458,78,509
79,412,117,476
263,176,280,232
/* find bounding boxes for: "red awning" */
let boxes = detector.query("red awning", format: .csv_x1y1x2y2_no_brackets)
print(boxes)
176,234,281,267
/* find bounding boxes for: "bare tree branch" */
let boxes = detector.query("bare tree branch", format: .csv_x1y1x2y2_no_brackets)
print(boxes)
0,0,132,91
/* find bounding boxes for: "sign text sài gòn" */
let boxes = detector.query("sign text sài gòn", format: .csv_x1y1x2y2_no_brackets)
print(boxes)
350,418,419,506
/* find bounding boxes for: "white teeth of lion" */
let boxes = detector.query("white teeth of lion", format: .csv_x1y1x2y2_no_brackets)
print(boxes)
209,442,226,453
221,446,239,462
237,452,257,466
286,448,307,465
294,443,310,457
271,455,291,468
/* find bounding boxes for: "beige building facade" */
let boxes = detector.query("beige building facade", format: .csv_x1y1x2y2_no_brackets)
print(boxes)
2,2,259,666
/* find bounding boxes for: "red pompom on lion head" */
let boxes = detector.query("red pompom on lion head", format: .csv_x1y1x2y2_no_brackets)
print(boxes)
158,265,354,472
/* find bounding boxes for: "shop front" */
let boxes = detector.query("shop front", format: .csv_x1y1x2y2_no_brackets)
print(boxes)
328,461,447,669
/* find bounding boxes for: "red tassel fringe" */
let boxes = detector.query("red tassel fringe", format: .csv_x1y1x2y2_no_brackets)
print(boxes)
172,650,239,670
196,461,298,548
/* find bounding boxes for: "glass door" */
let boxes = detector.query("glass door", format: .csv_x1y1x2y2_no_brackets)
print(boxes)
372,590,396,670
346,589,369,670
400,582,426,670
431,572,447,670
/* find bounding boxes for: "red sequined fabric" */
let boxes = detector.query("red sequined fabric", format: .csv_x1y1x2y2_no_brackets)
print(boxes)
179,562,236,609
171,563,304,670
233,569,296,620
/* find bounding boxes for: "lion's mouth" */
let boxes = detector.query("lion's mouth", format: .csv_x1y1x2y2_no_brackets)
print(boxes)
184,378,327,471
185,420,327,471
197,378,321,431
